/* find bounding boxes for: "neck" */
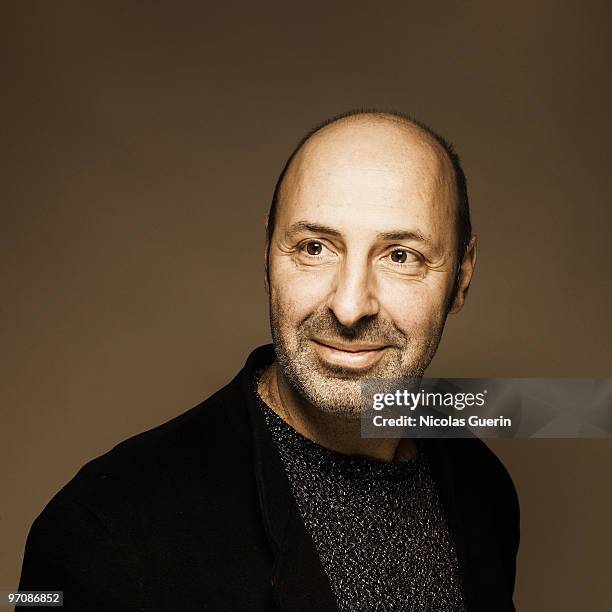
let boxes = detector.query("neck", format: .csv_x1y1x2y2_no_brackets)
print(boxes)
258,362,416,463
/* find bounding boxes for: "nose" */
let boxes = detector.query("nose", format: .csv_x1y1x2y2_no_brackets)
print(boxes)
326,257,380,327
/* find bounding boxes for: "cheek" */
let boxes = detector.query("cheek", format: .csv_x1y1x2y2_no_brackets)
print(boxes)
379,279,449,333
270,260,332,323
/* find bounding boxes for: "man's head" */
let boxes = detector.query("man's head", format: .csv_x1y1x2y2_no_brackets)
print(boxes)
265,110,476,417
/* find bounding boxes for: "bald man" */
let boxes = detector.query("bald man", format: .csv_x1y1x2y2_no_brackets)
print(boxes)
18,111,519,612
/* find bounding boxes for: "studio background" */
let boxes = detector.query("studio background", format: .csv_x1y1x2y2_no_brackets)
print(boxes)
2,2,611,610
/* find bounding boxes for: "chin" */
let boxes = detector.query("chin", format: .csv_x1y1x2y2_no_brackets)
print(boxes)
290,368,365,417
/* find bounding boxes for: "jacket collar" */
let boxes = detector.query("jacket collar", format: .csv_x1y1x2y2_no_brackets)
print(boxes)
239,344,339,611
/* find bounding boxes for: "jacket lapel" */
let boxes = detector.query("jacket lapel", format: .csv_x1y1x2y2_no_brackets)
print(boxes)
240,345,339,611
422,438,516,612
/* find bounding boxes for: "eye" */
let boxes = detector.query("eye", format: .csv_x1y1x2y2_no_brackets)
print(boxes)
296,240,337,267
304,241,324,256
389,249,418,264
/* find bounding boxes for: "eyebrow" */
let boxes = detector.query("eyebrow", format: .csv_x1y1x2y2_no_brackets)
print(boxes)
375,230,429,243
285,221,430,244
285,221,341,238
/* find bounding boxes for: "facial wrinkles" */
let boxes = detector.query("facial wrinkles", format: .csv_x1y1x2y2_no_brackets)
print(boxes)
268,118,457,415
300,306,407,350
270,283,447,415
287,140,455,255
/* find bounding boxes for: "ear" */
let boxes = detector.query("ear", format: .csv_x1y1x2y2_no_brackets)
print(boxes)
263,214,270,295
448,235,477,314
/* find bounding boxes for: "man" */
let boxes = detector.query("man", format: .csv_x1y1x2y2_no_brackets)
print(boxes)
19,111,519,611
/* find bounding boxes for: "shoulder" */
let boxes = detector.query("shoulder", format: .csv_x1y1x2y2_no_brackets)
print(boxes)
34,377,251,532
19,374,262,598
446,437,513,476
441,437,519,513
452,438,517,496
425,436,519,531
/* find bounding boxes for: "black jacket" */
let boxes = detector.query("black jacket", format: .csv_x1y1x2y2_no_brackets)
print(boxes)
19,345,520,611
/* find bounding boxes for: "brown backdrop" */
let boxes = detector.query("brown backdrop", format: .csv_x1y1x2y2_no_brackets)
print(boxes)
2,2,611,610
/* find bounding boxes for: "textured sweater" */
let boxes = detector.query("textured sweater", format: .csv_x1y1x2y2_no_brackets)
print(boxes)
257,392,466,612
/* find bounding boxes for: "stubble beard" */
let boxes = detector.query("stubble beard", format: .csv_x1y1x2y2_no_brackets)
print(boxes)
269,294,448,418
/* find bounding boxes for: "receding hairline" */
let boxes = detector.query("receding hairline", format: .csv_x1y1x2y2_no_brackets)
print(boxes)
284,111,454,185
267,110,471,288
265,109,472,306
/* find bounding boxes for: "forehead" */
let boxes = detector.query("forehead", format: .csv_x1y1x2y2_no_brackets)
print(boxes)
278,119,457,240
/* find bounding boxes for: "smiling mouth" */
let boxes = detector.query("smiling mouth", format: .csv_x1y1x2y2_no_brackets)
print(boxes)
313,339,387,353
311,339,389,370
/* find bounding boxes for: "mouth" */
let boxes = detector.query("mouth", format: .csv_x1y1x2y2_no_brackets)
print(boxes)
311,338,389,370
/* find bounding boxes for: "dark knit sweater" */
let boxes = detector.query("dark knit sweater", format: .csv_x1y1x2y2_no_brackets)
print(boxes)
257,394,466,612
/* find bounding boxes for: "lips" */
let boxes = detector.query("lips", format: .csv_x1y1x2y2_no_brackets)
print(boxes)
311,338,388,370
314,339,386,352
